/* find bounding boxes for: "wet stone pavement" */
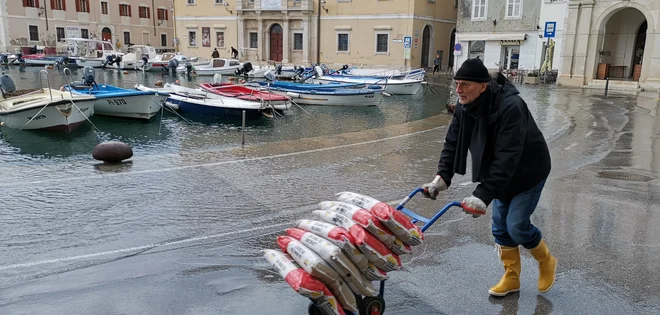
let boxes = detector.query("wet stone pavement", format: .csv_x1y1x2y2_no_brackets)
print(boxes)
1,77,660,315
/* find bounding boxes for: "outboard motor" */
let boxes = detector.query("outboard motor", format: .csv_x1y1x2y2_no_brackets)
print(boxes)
185,61,194,76
16,53,25,65
140,55,149,69
314,66,324,78
55,55,69,67
264,71,276,82
80,66,96,87
0,72,16,97
103,55,115,67
213,73,223,84
162,58,179,75
235,62,253,80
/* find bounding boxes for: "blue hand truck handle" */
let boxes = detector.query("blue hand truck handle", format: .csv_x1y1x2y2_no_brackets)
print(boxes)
395,188,464,232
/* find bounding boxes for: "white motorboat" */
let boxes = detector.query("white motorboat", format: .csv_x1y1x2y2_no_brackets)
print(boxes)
0,72,95,132
182,58,242,76
65,38,131,69
125,45,159,71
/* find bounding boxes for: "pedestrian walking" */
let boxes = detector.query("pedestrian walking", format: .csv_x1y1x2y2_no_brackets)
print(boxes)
421,58,557,297
211,48,220,58
433,54,442,77
231,46,239,59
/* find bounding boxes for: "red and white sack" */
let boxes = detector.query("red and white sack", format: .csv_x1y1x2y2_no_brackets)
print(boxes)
286,228,379,296
313,210,402,272
295,219,369,271
263,249,345,315
319,201,413,256
336,191,424,246
277,236,358,313
363,262,389,281
318,201,396,247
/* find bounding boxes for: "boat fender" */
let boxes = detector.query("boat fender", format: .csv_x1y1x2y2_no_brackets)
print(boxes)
286,92,301,98
382,91,392,97
92,141,133,164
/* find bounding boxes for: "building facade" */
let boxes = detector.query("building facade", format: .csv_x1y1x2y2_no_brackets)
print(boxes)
453,0,542,72
0,0,175,53
174,0,457,70
558,0,657,90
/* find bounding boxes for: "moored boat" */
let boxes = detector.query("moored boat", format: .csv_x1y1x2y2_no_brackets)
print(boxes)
0,72,95,132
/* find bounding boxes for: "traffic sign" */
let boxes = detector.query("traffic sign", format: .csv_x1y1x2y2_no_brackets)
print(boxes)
544,22,556,38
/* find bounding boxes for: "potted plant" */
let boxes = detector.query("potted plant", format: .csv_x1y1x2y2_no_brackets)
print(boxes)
524,71,540,85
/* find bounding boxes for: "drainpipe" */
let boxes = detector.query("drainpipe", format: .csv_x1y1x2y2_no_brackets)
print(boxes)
569,3,581,78
44,0,49,31
316,0,321,64
152,0,157,37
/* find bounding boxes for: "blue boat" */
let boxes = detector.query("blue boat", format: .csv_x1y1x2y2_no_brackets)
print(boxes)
64,68,162,120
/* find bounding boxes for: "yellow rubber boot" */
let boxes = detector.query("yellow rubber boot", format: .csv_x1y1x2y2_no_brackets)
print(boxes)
529,239,558,293
489,245,521,297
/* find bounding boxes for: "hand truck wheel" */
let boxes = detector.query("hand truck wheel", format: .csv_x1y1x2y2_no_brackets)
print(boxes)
359,296,386,315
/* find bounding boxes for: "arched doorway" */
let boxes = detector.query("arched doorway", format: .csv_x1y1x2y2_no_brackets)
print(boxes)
448,28,456,70
597,8,647,81
269,24,283,62
421,25,431,68
101,27,112,42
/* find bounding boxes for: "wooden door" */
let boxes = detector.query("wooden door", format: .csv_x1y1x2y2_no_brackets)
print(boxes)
269,24,283,62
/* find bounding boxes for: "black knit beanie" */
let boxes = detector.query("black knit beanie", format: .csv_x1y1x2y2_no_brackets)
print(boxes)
454,58,491,83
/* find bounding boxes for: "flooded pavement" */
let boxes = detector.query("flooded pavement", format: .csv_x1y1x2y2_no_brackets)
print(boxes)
1,70,660,314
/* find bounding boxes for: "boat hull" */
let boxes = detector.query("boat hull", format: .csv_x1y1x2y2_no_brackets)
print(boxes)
165,94,267,120
72,58,105,68
92,94,161,119
278,90,382,106
0,99,94,132
316,77,423,95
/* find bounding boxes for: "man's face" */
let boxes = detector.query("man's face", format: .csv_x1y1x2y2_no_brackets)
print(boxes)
455,80,488,104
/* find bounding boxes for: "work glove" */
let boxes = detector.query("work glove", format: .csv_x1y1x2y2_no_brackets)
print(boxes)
461,195,487,218
422,175,448,200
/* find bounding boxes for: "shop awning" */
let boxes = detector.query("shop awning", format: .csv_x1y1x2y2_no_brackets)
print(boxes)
456,32,527,42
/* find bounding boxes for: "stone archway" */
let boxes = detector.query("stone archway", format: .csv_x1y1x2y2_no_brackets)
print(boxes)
421,25,432,68
596,8,647,81
269,24,283,62
448,28,456,70
101,27,112,42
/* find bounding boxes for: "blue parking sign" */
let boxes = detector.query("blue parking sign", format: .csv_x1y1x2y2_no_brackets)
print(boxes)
544,22,556,38
404,36,412,48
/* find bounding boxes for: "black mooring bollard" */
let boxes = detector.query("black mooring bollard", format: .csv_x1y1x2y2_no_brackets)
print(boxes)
605,77,610,96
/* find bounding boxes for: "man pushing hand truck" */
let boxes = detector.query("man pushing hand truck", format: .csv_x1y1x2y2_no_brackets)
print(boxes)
422,58,558,297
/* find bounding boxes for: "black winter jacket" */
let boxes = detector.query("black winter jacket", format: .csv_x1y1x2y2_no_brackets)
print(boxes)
437,77,551,206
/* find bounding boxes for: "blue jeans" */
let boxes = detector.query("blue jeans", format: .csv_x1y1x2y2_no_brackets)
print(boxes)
492,179,546,249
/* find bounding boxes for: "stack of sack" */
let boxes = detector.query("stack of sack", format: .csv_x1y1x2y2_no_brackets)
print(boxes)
263,191,425,315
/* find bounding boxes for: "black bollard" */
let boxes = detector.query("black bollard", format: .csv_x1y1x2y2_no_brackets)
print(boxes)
604,77,610,96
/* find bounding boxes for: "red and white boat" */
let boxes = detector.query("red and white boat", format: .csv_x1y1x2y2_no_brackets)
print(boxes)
199,83,291,109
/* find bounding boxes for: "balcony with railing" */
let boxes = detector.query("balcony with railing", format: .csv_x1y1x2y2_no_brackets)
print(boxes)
237,0,313,12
